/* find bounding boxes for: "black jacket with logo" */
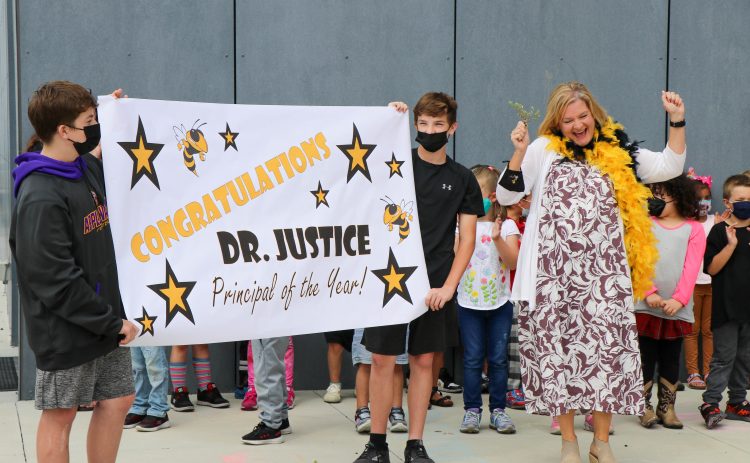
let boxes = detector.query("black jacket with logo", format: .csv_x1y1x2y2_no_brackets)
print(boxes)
10,154,124,371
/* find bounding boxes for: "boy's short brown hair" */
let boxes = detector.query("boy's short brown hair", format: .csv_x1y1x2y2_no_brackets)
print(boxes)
28,81,97,143
413,92,457,125
723,174,750,199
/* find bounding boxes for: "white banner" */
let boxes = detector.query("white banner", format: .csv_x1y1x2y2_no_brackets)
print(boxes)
98,97,429,346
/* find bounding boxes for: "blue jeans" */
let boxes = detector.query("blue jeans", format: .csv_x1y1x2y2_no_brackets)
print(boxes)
459,301,513,412
129,346,169,418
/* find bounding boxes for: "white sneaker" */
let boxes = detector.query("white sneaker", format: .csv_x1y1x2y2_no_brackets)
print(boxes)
323,383,342,403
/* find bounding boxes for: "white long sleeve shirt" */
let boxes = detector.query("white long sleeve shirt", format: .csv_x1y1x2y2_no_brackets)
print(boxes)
496,136,686,308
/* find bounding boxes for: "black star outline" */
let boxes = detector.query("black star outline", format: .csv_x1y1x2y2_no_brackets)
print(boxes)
310,181,330,208
218,122,239,151
117,116,164,190
371,248,418,307
336,123,377,182
135,306,158,337
147,260,197,327
385,152,405,178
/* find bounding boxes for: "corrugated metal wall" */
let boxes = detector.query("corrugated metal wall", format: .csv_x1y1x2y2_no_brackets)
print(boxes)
8,0,749,399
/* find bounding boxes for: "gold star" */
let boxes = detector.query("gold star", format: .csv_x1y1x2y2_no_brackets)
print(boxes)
382,265,405,292
118,116,164,189
337,123,376,182
135,307,159,337
161,275,188,312
132,138,154,173
218,122,239,151
385,152,405,178
371,248,418,307
310,181,330,208
148,260,197,326
348,139,368,170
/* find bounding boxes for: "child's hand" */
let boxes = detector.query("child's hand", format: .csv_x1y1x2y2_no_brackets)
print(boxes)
110,88,128,99
645,293,663,308
388,101,408,113
661,298,684,316
726,226,738,247
119,319,138,345
425,287,453,311
491,218,502,241
715,209,732,224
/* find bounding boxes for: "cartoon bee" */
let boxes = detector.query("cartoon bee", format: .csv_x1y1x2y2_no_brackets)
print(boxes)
173,119,208,176
382,196,414,243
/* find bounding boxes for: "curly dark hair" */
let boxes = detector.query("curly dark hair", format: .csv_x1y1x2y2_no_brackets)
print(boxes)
650,173,699,219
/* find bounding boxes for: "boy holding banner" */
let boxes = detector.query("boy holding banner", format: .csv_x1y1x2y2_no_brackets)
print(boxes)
356,93,483,463
10,81,138,463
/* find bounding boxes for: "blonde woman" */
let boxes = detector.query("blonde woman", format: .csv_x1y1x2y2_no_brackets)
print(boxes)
497,81,686,463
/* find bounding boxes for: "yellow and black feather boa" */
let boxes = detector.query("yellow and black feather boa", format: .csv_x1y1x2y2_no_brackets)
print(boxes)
545,118,657,300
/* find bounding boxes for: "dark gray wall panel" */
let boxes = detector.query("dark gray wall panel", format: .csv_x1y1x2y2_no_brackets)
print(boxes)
456,0,668,168
17,0,234,143
669,0,750,203
236,1,454,107
236,0,454,389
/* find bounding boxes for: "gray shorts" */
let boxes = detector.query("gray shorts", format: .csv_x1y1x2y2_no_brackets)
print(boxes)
35,347,134,410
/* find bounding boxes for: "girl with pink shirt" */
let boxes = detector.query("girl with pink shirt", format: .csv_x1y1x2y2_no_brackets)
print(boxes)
635,174,706,429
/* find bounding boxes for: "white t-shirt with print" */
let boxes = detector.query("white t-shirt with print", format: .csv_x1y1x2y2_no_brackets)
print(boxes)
457,219,520,310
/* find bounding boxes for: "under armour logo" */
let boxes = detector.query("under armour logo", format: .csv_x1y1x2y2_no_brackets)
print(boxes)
442,184,452,191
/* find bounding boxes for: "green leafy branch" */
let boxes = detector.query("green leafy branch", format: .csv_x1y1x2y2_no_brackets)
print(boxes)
508,100,540,125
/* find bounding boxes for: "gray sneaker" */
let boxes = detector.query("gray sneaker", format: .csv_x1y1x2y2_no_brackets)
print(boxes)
459,408,482,433
389,407,408,433
355,406,372,433
490,408,516,434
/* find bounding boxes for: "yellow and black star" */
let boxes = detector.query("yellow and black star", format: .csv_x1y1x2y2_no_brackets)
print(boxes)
218,122,239,151
117,116,164,189
337,123,376,182
385,152,405,178
371,248,417,307
135,307,158,337
310,180,330,208
148,260,197,326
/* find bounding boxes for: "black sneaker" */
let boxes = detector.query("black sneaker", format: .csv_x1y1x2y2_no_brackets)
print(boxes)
136,414,171,432
171,387,194,412
241,422,284,445
197,383,230,408
280,418,292,435
354,442,390,462
123,412,145,429
699,402,725,429
438,368,462,394
404,440,435,463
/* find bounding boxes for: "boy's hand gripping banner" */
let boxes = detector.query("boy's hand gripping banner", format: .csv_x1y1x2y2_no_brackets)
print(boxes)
98,97,429,346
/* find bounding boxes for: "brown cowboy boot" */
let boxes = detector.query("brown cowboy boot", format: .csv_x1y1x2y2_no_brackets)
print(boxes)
656,378,683,429
639,380,658,428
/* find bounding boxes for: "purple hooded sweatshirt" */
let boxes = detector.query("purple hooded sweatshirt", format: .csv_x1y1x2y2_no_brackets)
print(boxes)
13,152,87,197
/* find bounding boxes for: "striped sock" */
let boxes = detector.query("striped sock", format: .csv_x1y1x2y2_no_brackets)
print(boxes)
170,362,188,390
193,358,212,391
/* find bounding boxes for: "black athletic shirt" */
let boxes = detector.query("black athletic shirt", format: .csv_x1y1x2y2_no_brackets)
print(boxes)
704,222,750,329
412,148,484,287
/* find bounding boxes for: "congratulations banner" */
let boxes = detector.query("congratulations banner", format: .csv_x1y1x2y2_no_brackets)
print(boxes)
98,97,429,346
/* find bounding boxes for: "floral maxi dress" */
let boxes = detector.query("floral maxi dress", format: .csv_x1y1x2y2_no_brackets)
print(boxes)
518,160,644,416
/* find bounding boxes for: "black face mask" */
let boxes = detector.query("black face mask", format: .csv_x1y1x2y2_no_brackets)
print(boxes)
648,197,667,217
415,130,449,153
69,123,101,155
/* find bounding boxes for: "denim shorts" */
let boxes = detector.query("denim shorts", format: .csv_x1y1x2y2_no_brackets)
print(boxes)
352,328,408,365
